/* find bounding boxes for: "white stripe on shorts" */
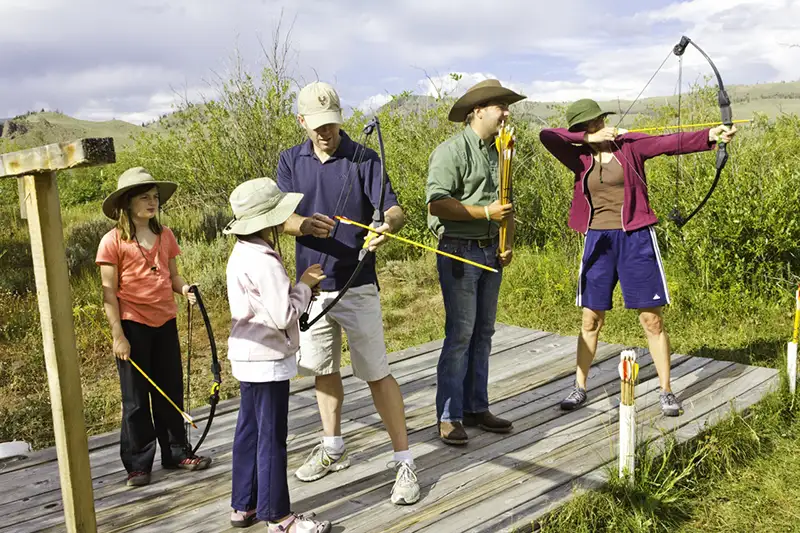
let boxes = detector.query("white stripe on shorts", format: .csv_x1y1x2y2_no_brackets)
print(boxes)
648,226,670,304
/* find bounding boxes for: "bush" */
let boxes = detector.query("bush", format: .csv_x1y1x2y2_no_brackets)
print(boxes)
65,217,113,277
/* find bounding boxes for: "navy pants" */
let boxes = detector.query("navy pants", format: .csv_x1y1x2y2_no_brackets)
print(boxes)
231,380,291,522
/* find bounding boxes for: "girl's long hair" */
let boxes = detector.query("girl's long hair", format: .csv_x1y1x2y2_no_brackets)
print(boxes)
115,185,163,241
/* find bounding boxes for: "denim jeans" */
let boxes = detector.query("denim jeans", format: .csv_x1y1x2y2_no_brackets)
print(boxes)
435,237,503,422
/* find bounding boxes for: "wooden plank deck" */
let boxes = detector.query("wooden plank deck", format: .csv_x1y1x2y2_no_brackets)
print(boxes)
0,324,779,533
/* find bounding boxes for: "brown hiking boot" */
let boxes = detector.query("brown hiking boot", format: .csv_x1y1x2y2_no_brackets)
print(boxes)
438,421,468,445
463,411,513,433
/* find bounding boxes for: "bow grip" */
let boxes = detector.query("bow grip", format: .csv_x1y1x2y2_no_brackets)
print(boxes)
299,312,310,332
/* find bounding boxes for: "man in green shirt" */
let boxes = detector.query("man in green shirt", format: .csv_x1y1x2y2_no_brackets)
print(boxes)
426,79,524,445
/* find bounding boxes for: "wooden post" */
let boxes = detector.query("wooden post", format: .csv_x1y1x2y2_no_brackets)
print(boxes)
1,138,116,533
18,177,27,219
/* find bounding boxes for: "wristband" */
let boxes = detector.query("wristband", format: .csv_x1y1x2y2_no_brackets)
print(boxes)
484,206,491,221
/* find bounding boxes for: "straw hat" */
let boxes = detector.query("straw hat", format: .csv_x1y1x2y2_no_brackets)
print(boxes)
102,167,177,220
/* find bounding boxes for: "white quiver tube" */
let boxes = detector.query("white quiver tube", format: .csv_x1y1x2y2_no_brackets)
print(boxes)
788,287,800,395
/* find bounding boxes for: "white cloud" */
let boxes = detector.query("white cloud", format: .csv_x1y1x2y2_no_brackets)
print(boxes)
357,93,393,113
1,0,798,123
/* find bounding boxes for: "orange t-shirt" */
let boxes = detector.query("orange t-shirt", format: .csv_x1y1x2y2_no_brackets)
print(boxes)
95,227,181,328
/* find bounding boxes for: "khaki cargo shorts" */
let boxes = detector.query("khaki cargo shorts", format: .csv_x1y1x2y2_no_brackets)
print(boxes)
297,283,390,382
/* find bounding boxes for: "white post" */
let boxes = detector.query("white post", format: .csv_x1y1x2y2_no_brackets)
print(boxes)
619,404,636,479
618,349,638,481
789,287,800,395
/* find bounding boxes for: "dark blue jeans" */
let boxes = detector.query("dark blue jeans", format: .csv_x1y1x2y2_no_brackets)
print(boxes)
435,237,503,423
231,380,291,522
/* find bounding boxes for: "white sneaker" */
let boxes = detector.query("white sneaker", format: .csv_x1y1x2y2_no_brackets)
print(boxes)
390,461,420,505
295,444,350,482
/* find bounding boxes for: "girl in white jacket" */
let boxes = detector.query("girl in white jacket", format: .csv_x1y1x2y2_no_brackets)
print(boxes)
223,178,330,533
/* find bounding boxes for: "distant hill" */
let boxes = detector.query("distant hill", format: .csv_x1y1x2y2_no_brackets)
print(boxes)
1,80,798,153
0,112,145,151
380,80,800,127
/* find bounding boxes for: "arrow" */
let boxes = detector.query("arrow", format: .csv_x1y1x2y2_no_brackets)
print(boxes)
626,119,750,133
129,358,197,429
336,216,499,273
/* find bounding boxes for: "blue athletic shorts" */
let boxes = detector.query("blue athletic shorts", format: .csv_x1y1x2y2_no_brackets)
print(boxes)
576,226,670,311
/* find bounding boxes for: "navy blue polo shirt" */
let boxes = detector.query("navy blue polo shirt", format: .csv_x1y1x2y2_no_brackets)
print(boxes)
276,129,400,291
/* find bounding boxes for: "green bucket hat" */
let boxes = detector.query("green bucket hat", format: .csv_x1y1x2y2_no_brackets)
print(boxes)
565,99,615,132
102,167,177,220
223,178,303,236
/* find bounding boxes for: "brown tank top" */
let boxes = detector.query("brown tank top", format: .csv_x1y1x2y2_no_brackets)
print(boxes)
587,155,624,230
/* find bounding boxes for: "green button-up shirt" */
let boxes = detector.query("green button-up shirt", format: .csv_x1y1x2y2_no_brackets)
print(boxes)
426,125,499,239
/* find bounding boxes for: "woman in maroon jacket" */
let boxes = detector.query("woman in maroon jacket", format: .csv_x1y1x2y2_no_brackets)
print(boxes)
540,98,737,416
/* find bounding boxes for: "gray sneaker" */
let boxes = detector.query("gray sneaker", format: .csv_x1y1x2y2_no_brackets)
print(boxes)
660,390,683,417
389,461,420,505
295,444,350,482
560,383,587,411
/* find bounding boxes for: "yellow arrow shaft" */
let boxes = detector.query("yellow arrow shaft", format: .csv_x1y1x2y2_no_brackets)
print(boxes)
129,358,197,428
628,119,751,133
336,216,499,273
793,287,800,344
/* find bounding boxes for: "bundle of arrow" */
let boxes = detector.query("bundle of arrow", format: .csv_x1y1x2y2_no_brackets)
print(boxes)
618,349,639,480
495,123,515,252
619,349,639,406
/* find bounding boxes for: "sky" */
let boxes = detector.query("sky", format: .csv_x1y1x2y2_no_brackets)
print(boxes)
1,0,799,123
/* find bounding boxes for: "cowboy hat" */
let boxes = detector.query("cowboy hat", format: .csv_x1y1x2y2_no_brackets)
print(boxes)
566,99,616,131
448,79,526,123
223,178,304,236
102,167,177,220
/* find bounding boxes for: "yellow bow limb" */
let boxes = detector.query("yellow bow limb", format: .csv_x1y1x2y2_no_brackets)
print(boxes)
337,216,498,273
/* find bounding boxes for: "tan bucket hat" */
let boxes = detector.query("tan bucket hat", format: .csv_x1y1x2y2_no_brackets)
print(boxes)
223,178,303,236
102,167,177,220
298,81,344,130
448,79,526,123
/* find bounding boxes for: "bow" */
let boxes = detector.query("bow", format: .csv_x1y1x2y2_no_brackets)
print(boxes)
612,35,733,228
299,116,388,332
185,285,222,455
666,36,733,228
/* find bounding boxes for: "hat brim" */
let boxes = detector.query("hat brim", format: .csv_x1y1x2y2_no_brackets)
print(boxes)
102,181,178,220
303,110,344,130
223,192,303,236
567,111,616,132
448,87,526,123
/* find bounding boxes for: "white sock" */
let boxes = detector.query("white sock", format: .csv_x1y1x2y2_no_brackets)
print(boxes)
393,449,414,466
322,436,345,455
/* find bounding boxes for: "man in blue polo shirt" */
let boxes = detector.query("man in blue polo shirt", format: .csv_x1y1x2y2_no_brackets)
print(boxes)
277,81,419,506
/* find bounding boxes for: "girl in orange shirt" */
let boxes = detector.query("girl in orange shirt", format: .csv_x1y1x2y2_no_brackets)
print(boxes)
96,167,211,487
